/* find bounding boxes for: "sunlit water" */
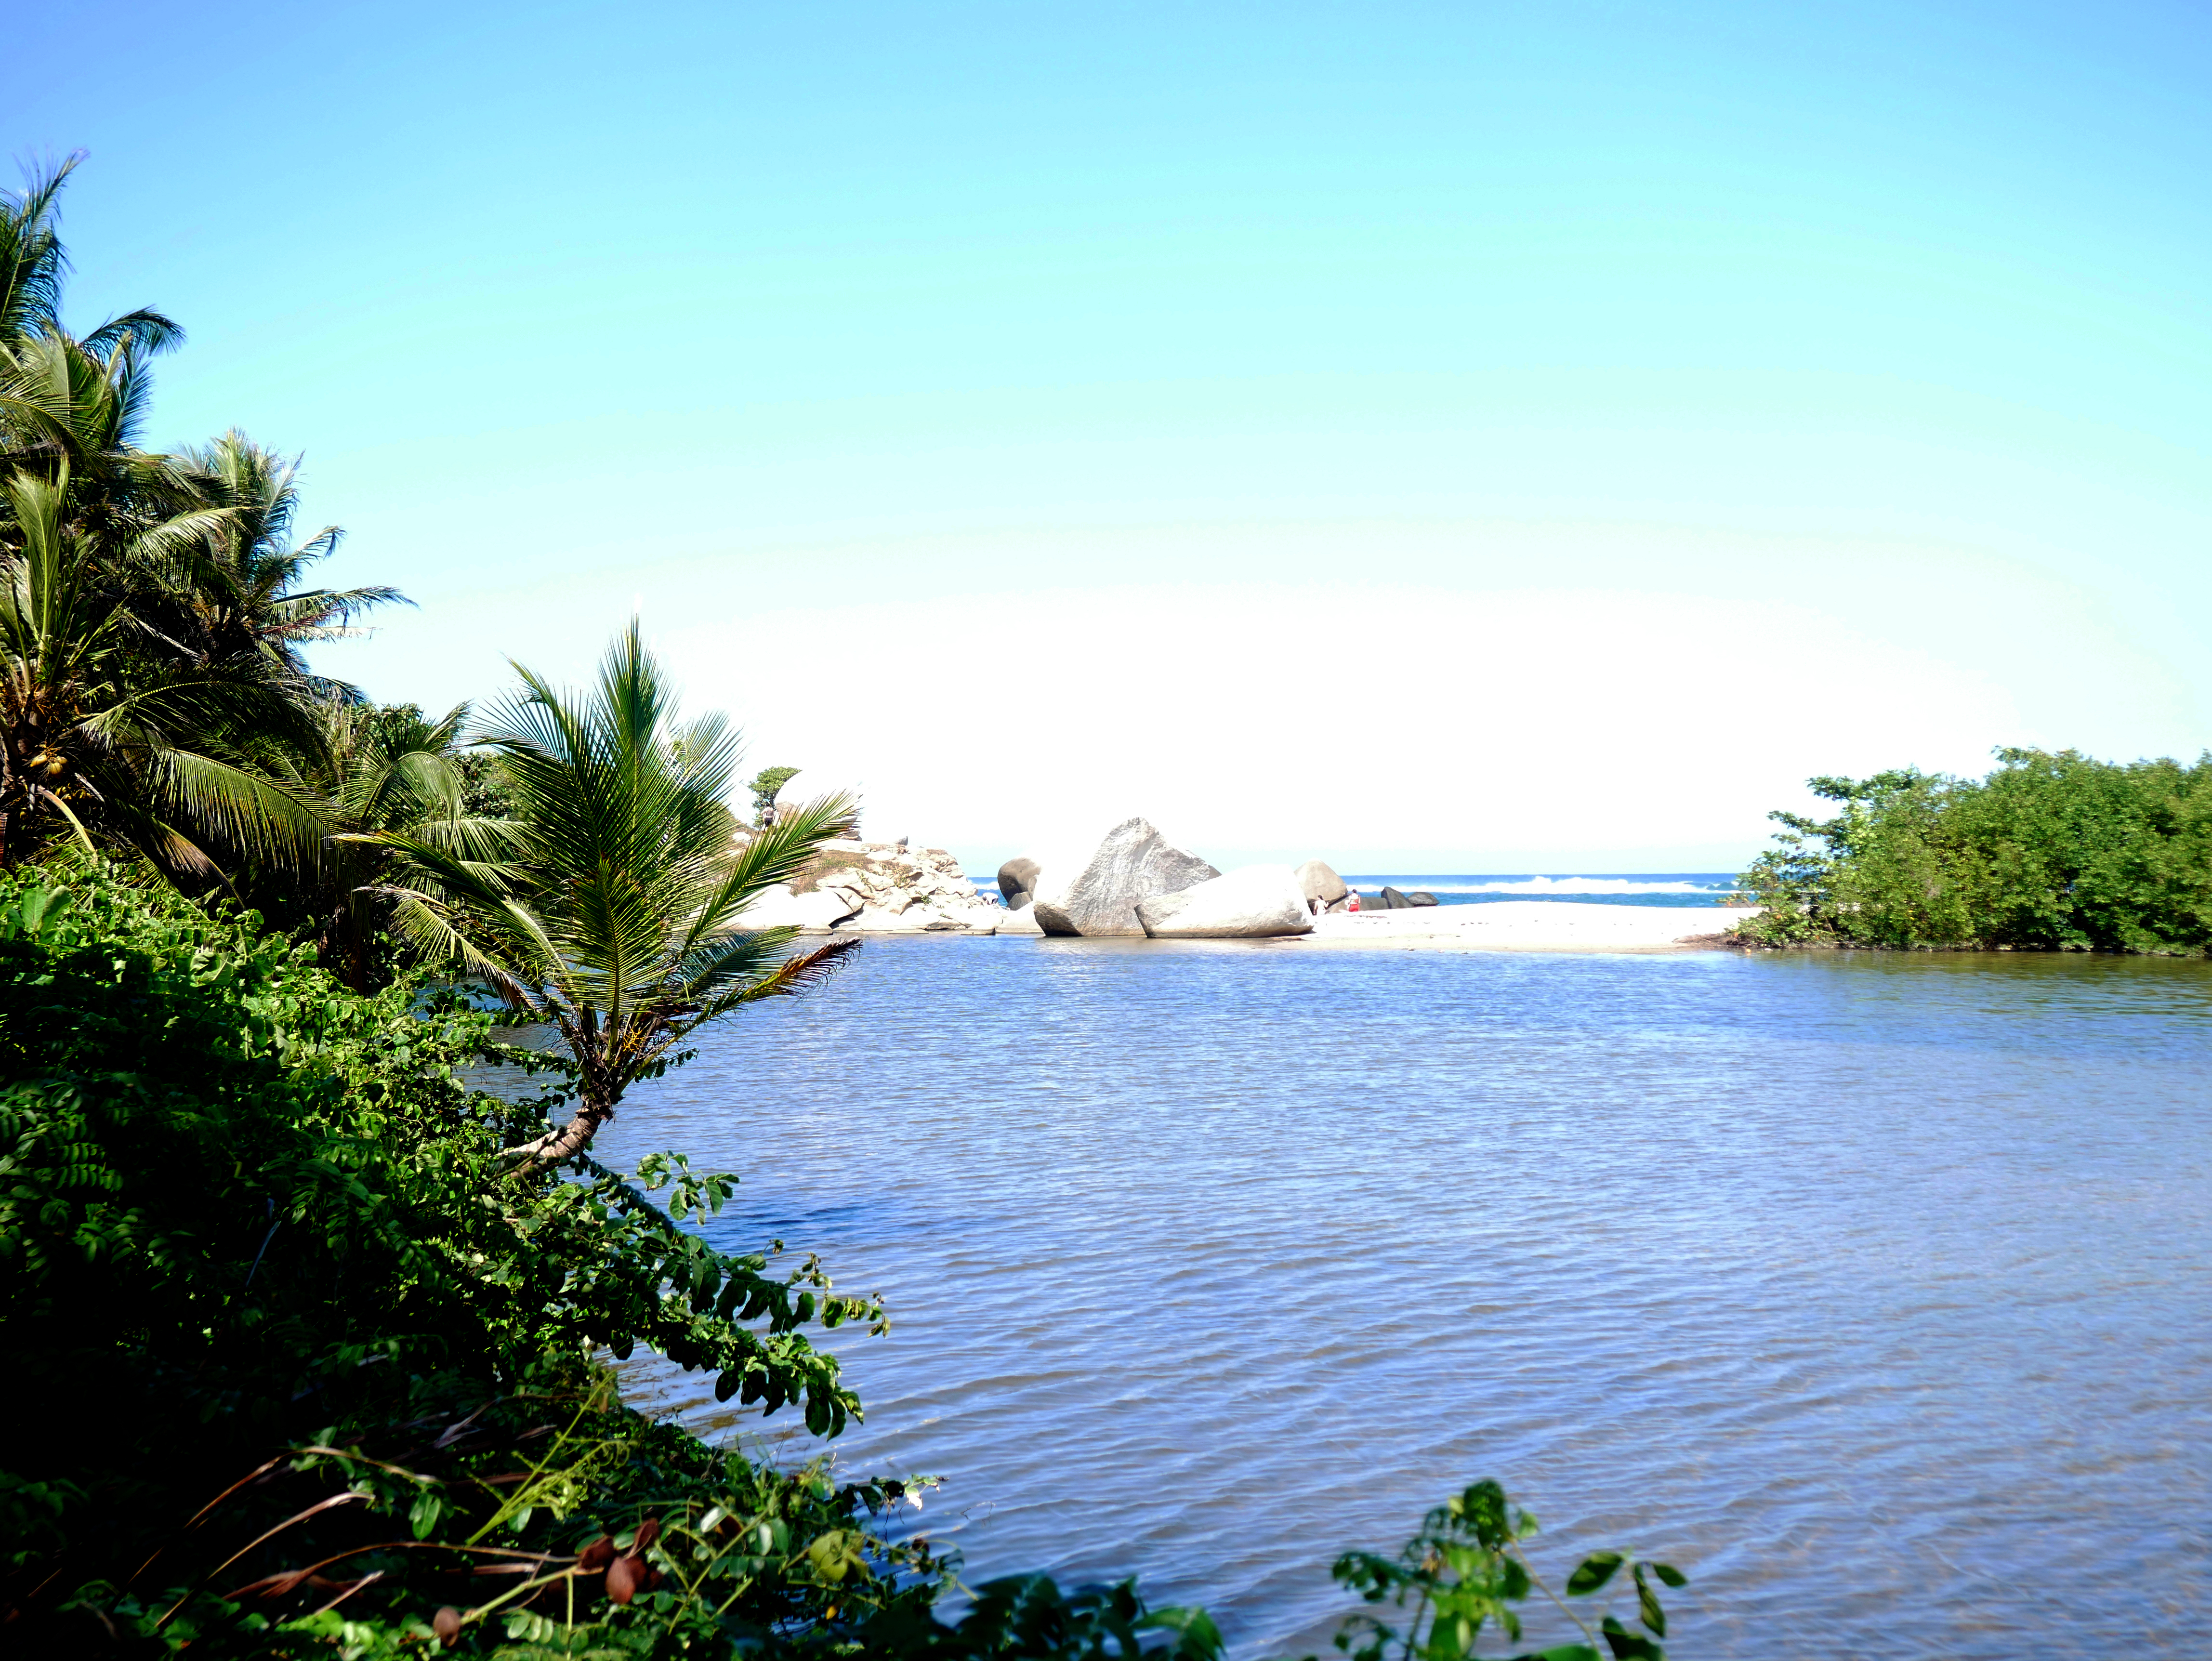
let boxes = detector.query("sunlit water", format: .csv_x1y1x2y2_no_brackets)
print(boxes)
585,937,2212,1658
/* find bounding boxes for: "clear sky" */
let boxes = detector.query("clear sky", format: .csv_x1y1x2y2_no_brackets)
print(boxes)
8,2,2211,872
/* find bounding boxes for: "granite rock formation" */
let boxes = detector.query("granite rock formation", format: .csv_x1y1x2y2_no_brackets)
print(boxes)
1030,817,1220,937
1295,859,1348,908
737,838,1002,933
998,856,1041,909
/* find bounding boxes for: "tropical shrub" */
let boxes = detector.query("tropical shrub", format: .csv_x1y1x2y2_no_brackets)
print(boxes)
0,861,879,1648
1735,748,2212,952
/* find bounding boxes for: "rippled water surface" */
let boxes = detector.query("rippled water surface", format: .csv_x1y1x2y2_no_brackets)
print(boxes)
593,938,2212,1658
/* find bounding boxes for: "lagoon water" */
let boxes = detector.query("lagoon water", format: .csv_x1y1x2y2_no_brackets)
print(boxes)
597,937,2212,1658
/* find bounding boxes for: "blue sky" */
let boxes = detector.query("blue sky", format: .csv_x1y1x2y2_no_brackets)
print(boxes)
8,2,2211,870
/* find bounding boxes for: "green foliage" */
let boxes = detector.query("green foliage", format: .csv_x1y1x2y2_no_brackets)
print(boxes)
747,766,801,827
1735,747,2212,952
458,746,520,821
0,160,404,885
236,699,525,992
77,1379,948,1659
1327,1481,1684,1661
0,861,878,1644
374,625,860,1168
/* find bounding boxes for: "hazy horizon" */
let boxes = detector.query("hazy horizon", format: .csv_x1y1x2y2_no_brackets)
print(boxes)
10,1,2210,869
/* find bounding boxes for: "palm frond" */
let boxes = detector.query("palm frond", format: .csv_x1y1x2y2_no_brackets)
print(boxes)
371,886,543,1011
688,936,863,1020
144,749,335,866
0,154,76,342
679,792,859,955
78,306,184,358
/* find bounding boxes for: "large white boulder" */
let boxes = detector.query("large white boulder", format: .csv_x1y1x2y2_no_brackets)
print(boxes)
1294,859,1348,908
1030,817,1220,937
737,883,862,933
993,902,1045,936
1136,865,1315,939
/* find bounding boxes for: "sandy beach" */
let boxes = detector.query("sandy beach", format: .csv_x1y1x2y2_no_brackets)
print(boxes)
1294,901,1763,952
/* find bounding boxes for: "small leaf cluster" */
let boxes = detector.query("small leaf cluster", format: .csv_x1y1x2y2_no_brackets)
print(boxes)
85,1377,948,1658
1326,1480,1684,1661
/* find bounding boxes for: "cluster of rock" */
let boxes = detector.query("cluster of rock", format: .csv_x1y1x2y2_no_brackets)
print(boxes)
736,840,1010,934
998,817,1344,940
733,818,1363,942
1368,885,1440,909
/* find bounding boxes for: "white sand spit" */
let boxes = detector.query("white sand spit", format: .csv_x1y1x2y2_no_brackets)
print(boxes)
1298,902,1763,953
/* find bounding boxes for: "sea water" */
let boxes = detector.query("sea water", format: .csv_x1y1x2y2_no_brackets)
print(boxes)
1341,874,1738,908
599,937,2212,1658
971,872,1743,910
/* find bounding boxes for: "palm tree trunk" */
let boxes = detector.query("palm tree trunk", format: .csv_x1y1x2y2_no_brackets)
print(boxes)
509,1103,608,1172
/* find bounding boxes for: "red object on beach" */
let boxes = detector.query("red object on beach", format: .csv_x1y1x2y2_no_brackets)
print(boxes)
1346,894,1360,912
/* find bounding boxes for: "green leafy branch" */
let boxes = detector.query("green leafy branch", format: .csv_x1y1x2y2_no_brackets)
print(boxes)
1327,1480,1685,1661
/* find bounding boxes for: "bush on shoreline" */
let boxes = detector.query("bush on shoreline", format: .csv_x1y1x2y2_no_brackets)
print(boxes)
1733,748,2212,953
0,861,904,1651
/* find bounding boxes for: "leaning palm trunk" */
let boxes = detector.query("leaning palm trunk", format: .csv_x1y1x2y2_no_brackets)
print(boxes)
503,913,857,1168
368,623,861,1170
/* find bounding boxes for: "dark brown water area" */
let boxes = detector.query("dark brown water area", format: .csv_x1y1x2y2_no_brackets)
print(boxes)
586,938,2212,1657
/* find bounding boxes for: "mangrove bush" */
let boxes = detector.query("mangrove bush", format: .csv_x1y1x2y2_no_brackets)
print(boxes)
1735,747,2212,952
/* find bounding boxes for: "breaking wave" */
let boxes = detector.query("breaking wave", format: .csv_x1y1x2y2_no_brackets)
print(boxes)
1343,874,1730,894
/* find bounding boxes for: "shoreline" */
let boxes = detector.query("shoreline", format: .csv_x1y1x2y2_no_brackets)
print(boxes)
1295,900,1760,951
822,900,1764,952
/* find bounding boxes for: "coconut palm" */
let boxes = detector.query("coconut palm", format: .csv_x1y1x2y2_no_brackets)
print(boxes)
371,622,860,1168
1,159,188,547
165,432,404,699
254,698,521,990
0,466,332,873
0,153,180,361
0,163,391,883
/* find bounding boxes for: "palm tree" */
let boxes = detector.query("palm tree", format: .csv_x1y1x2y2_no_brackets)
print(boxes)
0,161,382,883
1,158,189,545
0,153,181,366
258,698,520,991
166,432,404,700
371,622,860,1168
0,466,331,874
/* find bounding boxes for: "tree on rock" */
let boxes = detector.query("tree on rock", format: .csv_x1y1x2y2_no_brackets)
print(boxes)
747,764,801,826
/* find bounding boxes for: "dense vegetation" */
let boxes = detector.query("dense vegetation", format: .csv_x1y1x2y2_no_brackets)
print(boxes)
0,155,494,992
1734,747,2212,952
0,864,898,1653
0,159,1690,1657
